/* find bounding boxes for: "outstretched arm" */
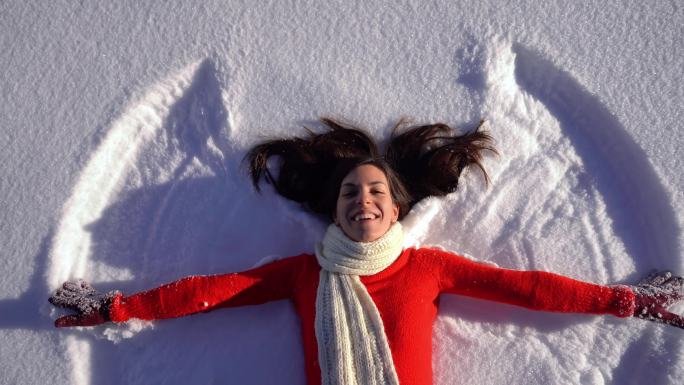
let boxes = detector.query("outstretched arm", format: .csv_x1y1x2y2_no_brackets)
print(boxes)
49,254,308,327
432,249,635,317
433,249,684,328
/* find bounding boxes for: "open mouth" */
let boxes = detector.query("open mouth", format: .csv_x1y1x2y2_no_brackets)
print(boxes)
351,213,379,222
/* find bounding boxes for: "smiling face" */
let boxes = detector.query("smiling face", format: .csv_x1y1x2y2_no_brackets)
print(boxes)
334,164,400,243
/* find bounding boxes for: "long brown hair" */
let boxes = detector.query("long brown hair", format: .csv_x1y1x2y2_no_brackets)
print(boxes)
245,117,496,220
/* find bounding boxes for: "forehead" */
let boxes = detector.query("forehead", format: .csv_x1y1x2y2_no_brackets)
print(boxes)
341,164,389,185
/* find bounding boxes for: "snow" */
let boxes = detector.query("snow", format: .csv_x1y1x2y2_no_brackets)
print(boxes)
1,1,683,384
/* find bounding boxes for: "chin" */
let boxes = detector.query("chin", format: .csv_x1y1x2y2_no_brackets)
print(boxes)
356,232,383,243
340,223,385,243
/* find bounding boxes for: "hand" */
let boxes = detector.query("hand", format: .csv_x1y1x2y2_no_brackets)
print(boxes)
632,271,684,329
49,279,118,328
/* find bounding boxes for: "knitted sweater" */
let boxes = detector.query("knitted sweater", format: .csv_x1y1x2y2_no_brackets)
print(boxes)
109,247,635,385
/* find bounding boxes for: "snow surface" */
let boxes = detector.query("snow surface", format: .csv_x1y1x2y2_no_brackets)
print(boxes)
2,1,683,384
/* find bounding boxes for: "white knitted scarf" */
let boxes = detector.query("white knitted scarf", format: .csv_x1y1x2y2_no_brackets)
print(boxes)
314,222,404,385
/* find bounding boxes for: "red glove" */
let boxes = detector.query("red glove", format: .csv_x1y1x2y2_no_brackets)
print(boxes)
632,271,684,329
49,279,118,328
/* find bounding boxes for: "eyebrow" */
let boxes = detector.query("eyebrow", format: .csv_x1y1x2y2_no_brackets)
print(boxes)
341,181,387,188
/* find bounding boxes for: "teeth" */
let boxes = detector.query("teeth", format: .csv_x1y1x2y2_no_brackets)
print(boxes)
353,214,376,221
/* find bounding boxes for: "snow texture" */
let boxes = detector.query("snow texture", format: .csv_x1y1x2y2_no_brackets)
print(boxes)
1,1,683,384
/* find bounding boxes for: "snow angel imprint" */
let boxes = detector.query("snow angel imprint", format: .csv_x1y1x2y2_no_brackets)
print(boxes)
50,117,684,385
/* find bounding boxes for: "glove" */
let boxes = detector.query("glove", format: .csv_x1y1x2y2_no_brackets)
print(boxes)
632,271,684,329
49,279,119,328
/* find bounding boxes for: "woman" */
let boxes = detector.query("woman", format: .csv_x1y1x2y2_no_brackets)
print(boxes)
50,118,683,385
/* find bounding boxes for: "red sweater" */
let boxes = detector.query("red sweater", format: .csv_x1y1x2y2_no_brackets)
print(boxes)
109,247,635,385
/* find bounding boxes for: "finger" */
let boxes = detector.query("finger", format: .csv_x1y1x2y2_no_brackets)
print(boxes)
54,314,84,328
62,280,82,291
55,286,90,300
54,312,105,328
51,288,74,299
638,270,662,285
659,310,684,329
661,277,684,304
664,276,684,291
48,291,81,309
63,279,94,293
649,271,673,286
657,271,674,285
48,294,74,308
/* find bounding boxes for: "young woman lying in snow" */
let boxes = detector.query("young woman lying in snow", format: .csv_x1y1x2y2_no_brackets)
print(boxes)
50,118,684,385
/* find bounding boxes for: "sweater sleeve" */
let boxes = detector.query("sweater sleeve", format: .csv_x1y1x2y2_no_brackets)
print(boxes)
109,254,307,323
431,249,635,317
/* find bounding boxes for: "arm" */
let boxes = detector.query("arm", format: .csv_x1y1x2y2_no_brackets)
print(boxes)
50,254,308,327
432,249,635,317
110,255,306,322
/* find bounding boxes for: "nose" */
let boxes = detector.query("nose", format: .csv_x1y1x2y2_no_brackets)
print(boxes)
355,190,371,205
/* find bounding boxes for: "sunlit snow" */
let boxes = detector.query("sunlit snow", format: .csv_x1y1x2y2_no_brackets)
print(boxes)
2,1,683,384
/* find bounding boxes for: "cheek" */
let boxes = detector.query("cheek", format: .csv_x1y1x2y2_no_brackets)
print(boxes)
334,199,344,223
382,198,398,222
